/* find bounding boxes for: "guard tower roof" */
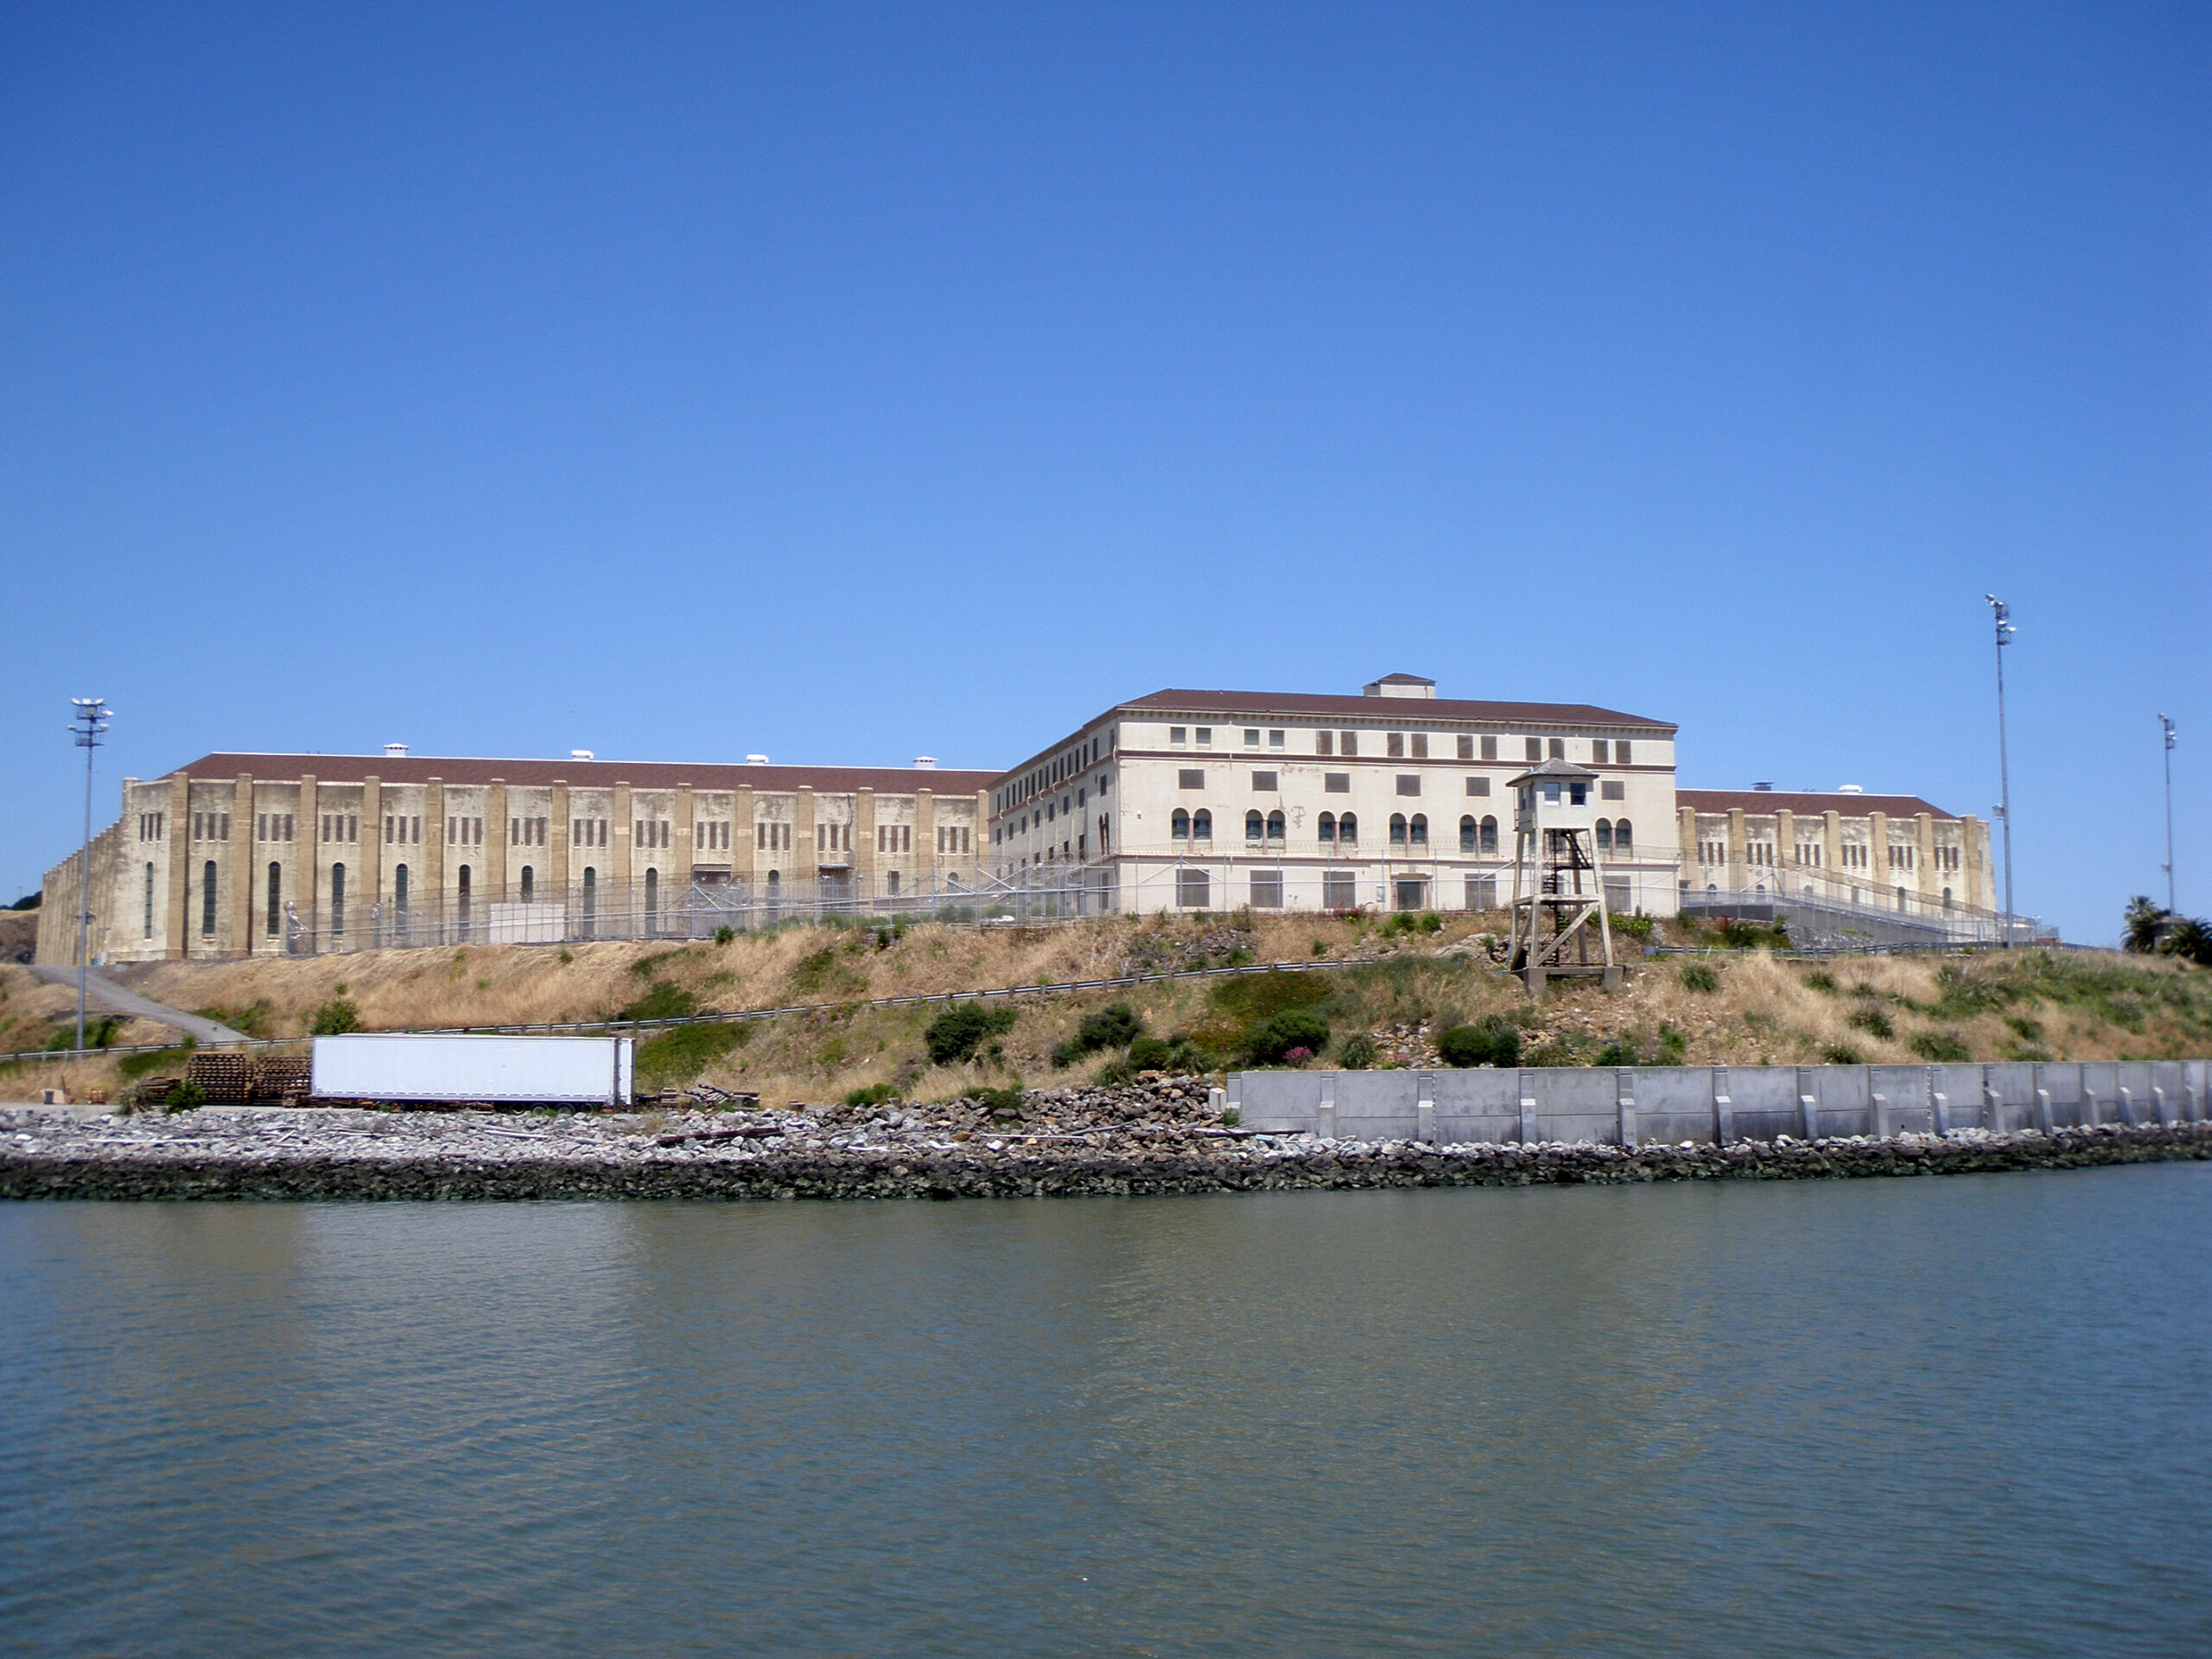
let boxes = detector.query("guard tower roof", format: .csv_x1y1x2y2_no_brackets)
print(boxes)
1505,758,1600,786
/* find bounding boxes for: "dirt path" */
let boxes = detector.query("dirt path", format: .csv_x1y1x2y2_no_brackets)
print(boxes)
28,967,249,1044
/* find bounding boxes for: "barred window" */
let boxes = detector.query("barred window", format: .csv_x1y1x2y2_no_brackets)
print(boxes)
1387,733,1404,758
1251,771,1278,791
1410,734,1428,759
1460,816,1478,853
1325,772,1351,793
1466,777,1490,797
1615,820,1632,851
1245,810,1265,842
1192,810,1212,841
1339,731,1357,756
1548,739,1565,760
1457,735,1473,760
1177,869,1210,908
1395,774,1421,796
1390,814,1407,847
1616,741,1632,764
1267,810,1285,842
1249,870,1283,908
1324,871,1357,910
1526,738,1542,762
1179,769,1205,789
1316,731,1333,756
1172,810,1190,841
1601,780,1625,800
1481,736,1497,760
1338,813,1357,845
1409,814,1427,847
1318,811,1336,844
1592,740,1609,764
1480,816,1497,855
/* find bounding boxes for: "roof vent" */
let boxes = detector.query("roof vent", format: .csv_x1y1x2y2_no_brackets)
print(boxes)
912,756,937,769
384,742,409,760
571,749,594,762
1752,781,1772,791
1838,784,1864,794
747,754,771,766
1362,673,1436,700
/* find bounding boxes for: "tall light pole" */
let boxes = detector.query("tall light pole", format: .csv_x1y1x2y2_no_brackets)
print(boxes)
2159,714,2177,914
1985,595,2016,944
68,697,111,1050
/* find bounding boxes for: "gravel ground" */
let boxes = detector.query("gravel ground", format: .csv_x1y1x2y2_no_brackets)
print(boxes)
3,1077,2207,1201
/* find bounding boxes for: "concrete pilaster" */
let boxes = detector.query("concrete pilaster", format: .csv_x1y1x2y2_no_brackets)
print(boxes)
1868,810,1889,901
734,785,756,883
855,788,877,888
1726,808,1745,893
1916,812,1937,902
231,775,254,954
298,774,319,944
613,783,633,898
550,783,569,894
1822,810,1843,886
485,780,507,900
793,787,817,881
675,783,694,885
1775,808,1796,888
975,791,991,868
915,790,936,875
1676,804,1696,894
424,779,444,905
360,777,384,928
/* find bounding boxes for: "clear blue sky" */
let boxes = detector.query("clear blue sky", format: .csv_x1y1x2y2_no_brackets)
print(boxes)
3,3,2205,944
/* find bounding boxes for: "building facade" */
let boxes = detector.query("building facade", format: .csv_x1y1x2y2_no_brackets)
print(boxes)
42,751,993,964
988,676,1681,916
1675,788,1998,922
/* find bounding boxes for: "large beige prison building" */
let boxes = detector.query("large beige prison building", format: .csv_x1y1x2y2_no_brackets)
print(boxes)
41,750,992,964
1677,788,1997,919
988,676,1682,918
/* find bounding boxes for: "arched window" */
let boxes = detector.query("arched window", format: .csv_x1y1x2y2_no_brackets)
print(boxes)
143,862,156,940
1595,818,1612,853
1896,885,1907,911
394,864,410,941
1389,813,1408,847
1338,813,1357,846
1942,887,1954,908
1172,809,1190,841
331,862,346,940
1245,810,1264,842
1267,810,1285,842
518,865,532,904
582,867,596,938
645,868,659,933
201,861,218,938
1192,810,1212,841
1480,816,1497,855
1460,815,1478,853
456,865,471,941
1409,814,1427,848
1614,819,1632,852
267,861,282,938
1318,811,1337,844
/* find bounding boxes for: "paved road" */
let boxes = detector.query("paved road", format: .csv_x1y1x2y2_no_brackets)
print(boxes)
29,966,249,1044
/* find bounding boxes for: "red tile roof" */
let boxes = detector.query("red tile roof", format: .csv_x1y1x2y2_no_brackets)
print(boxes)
169,753,997,794
1677,789,1960,820
1119,688,1673,729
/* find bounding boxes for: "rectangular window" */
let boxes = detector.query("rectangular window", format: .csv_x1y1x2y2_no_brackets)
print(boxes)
1395,775,1421,797
1177,869,1211,908
1601,781,1625,801
1168,727,1186,745
1548,739,1565,760
1410,734,1427,760
1466,777,1490,797
1243,728,1261,747
1317,731,1333,756
1323,871,1357,910
1194,728,1211,747
1482,736,1497,761
1387,733,1404,758
1615,741,1631,764
1526,737,1542,762
1268,730,1284,749
1249,871,1283,909
1325,772,1351,793
1339,731,1357,756
1457,735,1473,760
1178,769,1205,789
1251,771,1278,792
1466,876,1497,911
1591,740,1607,764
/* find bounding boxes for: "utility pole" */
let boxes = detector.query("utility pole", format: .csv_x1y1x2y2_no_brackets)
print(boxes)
2159,714,2177,914
68,697,111,1050
1985,596,2016,945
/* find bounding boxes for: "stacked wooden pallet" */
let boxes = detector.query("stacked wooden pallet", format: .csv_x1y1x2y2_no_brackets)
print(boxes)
186,1052,255,1103
255,1057,314,1103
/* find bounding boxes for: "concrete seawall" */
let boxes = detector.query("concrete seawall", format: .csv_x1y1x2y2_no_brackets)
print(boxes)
1231,1059,2212,1146
3,1121,2208,1203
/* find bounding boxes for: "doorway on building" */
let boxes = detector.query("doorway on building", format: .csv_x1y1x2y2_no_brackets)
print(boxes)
1394,876,1427,911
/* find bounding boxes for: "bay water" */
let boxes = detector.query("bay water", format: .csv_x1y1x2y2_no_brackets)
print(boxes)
3,1166,2208,1656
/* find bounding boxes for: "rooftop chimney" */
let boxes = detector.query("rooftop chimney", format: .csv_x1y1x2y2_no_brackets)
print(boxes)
1838,784,1864,794
384,742,409,759
912,756,937,769
747,754,771,766
571,749,594,761
1752,781,1772,791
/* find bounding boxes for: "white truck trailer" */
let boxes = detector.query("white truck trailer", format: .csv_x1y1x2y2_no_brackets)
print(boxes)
310,1033,636,1107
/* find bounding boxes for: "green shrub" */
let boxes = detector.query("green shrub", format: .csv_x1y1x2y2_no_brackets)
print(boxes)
1438,1016,1521,1069
1092,1059,1134,1088
1717,918,1789,950
1593,1040,1637,1067
1678,961,1720,993
1077,1003,1144,1052
976,1084,1026,1118
1846,1006,1894,1039
309,996,361,1036
164,1080,206,1113
619,981,697,1023
1245,1010,1330,1065
1909,1030,1972,1063
1336,1032,1378,1070
1611,912,1655,942
2005,1014,2044,1043
925,1003,1017,1065
1126,1035,1175,1071
1657,1023,1688,1065
1312,939,1328,957
844,1083,898,1108
635,1020,750,1090
118,1040,194,1080
1821,1043,1862,1065
715,925,736,946
47,1017,119,1051
1802,969,1838,994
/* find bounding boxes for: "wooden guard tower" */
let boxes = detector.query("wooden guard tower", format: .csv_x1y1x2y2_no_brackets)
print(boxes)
1503,758,1621,995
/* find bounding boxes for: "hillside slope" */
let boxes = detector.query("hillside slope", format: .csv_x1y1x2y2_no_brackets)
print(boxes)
6,912,2208,1104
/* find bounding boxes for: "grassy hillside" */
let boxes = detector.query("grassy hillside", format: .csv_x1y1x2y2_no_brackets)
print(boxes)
7,911,2209,1105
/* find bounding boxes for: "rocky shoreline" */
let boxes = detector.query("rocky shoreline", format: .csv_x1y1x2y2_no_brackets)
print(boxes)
3,1077,2208,1202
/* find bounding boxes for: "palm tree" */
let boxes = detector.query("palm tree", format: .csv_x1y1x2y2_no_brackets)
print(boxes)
2123,895,2168,954
2162,917,2212,968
